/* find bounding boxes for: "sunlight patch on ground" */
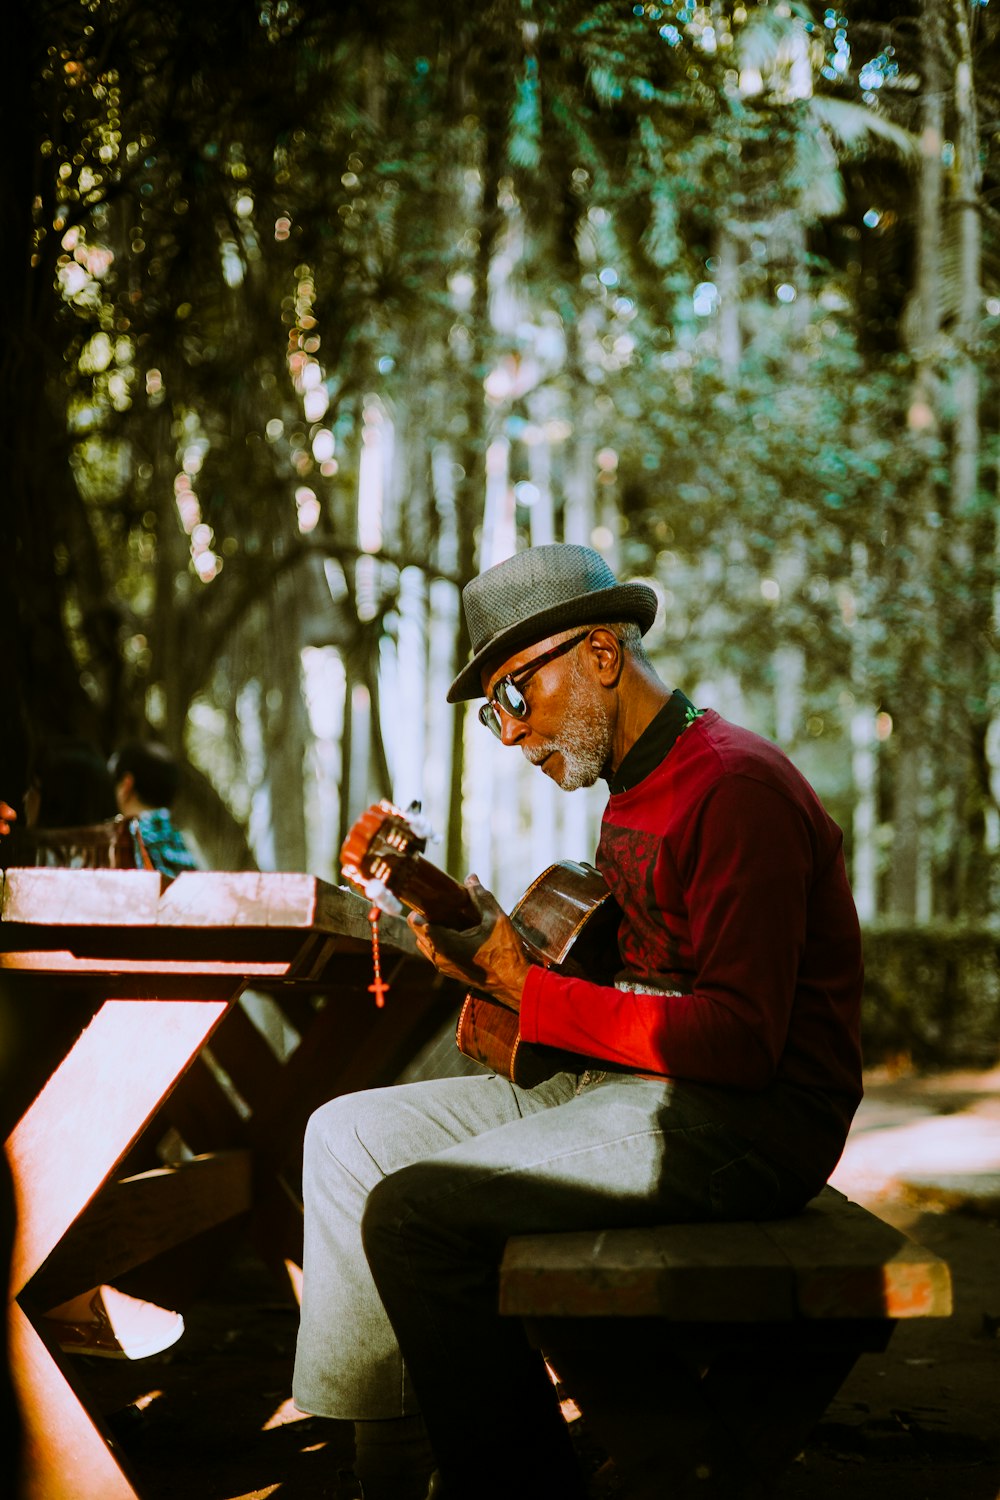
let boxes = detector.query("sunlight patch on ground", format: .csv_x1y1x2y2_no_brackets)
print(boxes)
261,1396,313,1431
132,1389,164,1412
831,1084,1000,1211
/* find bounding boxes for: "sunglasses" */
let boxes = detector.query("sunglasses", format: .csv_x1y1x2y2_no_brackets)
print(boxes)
478,631,592,739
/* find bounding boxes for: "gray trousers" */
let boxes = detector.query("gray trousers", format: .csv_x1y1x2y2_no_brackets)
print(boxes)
292,1068,809,1496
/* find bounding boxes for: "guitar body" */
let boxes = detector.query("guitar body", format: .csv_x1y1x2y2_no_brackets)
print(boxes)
340,803,621,1087
457,860,621,1086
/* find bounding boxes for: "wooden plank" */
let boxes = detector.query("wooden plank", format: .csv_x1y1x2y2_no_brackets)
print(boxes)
5,995,232,1294
501,1219,796,1321
0,950,292,977
158,871,416,952
284,933,345,982
9,1301,140,1500
206,1003,282,1108
1,869,164,926
0,869,416,955
759,1191,953,1319
158,1053,248,1152
265,986,320,1037
312,880,418,953
0,984,99,1142
29,1152,253,1308
158,871,359,931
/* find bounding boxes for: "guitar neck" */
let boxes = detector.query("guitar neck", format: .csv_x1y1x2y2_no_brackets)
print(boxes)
386,851,480,931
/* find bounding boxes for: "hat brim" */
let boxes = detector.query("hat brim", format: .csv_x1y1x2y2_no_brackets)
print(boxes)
447,581,658,703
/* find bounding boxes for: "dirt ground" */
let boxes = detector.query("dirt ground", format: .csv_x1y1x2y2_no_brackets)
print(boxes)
77,1067,1000,1500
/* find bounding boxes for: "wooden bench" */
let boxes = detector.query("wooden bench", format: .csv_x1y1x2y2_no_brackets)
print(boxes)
500,1186,952,1499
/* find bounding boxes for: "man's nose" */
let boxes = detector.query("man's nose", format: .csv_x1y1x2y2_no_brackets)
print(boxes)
498,709,528,747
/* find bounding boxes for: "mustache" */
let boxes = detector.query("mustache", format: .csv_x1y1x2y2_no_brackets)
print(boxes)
522,742,553,766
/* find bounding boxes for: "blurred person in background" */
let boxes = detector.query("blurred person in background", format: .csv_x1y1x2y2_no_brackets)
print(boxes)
109,740,198,879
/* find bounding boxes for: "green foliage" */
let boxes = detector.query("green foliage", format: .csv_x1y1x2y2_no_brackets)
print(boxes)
862,926,1000,1069
4,0,999,912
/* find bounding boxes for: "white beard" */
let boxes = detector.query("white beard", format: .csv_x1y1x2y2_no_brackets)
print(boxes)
522,657,613,791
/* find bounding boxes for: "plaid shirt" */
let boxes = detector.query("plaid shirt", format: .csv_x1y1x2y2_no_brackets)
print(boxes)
130,809,198,879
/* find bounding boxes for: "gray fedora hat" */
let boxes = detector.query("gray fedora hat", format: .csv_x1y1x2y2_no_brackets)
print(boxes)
447,543,658,702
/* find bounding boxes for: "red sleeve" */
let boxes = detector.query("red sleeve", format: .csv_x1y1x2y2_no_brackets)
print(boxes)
518,776,813,1087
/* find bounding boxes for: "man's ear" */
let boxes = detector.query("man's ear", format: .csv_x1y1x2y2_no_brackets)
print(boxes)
587,627,626,685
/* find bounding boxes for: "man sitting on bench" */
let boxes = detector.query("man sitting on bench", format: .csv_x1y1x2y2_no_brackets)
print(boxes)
292,543,864,1500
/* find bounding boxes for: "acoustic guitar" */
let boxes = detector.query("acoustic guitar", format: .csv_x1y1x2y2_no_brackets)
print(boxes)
340,800,622,1087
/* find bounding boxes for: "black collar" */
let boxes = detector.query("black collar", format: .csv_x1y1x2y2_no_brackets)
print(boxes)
606,690,702,794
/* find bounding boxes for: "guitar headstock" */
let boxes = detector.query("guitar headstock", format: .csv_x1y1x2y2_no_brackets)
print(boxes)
340,800,478,930
340,800,436,916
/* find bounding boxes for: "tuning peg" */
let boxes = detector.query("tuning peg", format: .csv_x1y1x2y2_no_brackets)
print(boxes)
403,800,438,843
357,876,403,918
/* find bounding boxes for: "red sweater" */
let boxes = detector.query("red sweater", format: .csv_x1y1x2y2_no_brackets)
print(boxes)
519,707,864,1189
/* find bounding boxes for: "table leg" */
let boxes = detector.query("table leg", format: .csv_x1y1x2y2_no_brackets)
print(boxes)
9,1301,140,1500
5,995,233,1500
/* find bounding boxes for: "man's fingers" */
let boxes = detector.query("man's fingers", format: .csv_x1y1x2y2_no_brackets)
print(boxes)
462,875,504,923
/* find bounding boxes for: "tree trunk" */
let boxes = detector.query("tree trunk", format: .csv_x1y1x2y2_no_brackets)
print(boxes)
887,0,945,919
446,80,505,880
946,0,990,918
716,224,741,379
0,5,104,784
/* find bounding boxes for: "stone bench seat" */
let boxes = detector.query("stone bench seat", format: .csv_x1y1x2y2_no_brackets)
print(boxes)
499,1187,952,1498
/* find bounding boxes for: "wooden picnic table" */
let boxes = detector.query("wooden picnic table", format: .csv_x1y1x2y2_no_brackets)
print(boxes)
0,866,455,1500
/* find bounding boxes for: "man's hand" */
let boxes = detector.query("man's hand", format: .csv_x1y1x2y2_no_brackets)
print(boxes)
0,802,17,838
408,875,532,1012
